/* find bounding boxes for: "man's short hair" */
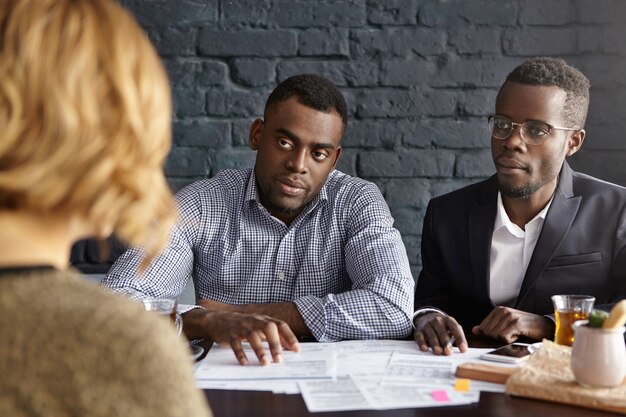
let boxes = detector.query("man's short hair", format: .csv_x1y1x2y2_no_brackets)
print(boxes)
265,74,348,126
499,57,590,128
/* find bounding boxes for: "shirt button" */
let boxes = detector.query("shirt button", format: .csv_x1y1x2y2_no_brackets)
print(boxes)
277,271,285,280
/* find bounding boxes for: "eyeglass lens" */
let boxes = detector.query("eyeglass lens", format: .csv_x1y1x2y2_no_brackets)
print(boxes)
489,116,551,145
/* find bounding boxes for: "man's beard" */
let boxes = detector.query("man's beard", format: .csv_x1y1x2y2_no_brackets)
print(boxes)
263,199,302,216
498,179,543,199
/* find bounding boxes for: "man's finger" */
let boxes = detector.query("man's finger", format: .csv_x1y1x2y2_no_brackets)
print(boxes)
246,331,269,365
413,331,430,352
422,325,444,355
277,321,300,352
230,338,249,365
262,322,284,363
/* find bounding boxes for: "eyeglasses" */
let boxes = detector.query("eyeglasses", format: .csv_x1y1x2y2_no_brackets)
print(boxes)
487,115,579,145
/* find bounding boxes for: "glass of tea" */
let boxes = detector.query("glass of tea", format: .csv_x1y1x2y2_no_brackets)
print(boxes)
142,298,183,336
551,294,595,346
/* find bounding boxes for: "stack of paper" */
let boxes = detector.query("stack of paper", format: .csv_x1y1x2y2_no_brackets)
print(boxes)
195,340,501,412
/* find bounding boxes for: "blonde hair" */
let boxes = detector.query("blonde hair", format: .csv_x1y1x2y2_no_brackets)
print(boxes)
0,0,176,267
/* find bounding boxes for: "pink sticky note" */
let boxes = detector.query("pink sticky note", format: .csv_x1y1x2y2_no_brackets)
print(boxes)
431,390,450,402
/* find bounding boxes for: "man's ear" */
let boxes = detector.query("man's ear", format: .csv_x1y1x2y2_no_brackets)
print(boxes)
331,146,342,169
248,119,264,150
566,129,585,157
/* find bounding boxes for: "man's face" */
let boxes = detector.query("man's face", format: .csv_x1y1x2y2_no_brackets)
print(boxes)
491,81,584,199
249,96,343,224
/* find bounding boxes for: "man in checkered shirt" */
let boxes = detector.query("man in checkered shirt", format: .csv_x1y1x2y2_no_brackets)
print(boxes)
103,74,414,365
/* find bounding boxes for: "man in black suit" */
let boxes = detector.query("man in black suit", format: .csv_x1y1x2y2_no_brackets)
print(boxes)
413,57,626,355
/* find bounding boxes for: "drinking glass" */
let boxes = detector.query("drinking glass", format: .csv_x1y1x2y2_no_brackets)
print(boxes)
551,294,595,346
142,298,183,336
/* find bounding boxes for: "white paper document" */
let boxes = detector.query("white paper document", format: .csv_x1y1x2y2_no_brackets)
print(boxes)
195,342,335,381
195,340,504,411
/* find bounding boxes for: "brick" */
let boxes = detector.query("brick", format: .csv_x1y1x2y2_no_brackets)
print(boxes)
574,56,626,89
165,148,209,177
432,56,520,88
206,88,267,117
503,28,577,56
198,30,297,57
601,24,626,54
335,150,357,176
299,29,350,57
121,0,217,27
343,120,402,148
168,178,202,194
276,60,378,87
380,59,436,87
420,0,518,26
164,59,196,88
458,89,498,116
358,150,455,178
147,27,196,57
165,59,226,88
221,0,271,26
211,149,257,175
430,178,480,198
352,28,446,58
173,88,205,117
386,179,431,209
271,1,367,27
407,119,491,149
356,89,456,118
449,27,502,54
401,235,421,267
577,0,626,24
232,59,276,87
197,61,228,86
367,0,418,25
519,0,574,25
173,119,230,148
342,90,358,118
587,89,626,125
391,208,425,237
233,120,253,147
455,150,494,178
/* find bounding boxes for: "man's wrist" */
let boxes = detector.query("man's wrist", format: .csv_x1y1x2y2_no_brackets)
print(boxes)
411,307,447,328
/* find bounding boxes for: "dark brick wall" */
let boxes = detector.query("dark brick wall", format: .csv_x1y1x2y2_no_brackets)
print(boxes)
119,0,626,276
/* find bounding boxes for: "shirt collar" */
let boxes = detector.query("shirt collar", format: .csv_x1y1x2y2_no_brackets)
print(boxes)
494,191,552,237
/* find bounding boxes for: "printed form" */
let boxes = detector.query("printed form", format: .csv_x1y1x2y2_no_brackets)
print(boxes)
195,339,506,412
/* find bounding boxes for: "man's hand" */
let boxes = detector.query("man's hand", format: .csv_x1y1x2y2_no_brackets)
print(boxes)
182,308,300,365
198,299,312,338
413,312,468,356
471,306,555,343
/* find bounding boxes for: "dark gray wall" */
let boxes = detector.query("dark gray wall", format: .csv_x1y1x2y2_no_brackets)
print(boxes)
120,0,626,276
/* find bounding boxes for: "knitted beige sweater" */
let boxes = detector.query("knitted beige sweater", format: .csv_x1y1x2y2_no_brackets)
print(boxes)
0,268,212,417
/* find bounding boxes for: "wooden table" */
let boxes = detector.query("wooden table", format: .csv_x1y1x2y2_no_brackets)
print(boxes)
197,337,616,416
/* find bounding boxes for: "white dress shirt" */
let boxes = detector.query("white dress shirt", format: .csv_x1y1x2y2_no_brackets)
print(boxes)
413,191,553,325
489,192,552,306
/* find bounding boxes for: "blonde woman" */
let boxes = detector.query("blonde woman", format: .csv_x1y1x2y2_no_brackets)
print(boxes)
0,0,211,416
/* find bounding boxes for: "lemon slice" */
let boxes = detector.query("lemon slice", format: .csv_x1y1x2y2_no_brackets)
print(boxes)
602,300,626,329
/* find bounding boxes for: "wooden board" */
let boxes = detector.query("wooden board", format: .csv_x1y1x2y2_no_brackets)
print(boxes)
455,362,518,384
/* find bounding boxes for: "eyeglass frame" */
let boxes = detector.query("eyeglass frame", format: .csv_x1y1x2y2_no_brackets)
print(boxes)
487,115,581,145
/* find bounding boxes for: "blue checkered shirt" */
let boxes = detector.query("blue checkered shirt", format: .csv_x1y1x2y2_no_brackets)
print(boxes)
103,169,414,342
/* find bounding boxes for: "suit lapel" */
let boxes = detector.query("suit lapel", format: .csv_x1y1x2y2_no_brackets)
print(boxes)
516,163,581,307
469,177,498,305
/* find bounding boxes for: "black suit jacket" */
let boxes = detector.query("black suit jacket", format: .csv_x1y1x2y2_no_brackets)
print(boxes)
415,162,626,332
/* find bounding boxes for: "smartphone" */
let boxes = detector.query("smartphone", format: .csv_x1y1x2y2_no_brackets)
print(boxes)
480,343,532,364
